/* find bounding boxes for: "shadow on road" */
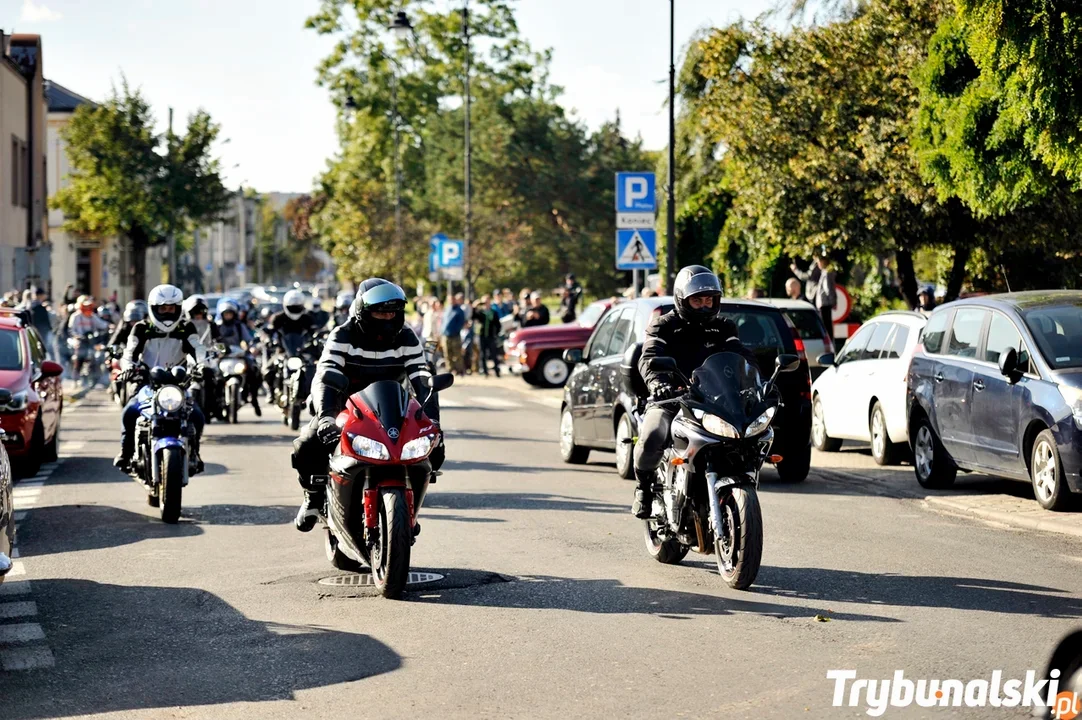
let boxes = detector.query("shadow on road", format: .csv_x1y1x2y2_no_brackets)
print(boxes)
425,492,625,515
417,574,898,622
0,579,400,719
446,428,550,444
750,566,1082,618
184,504,296,526
44,456,129,486
204,432,292,447
15,505,202,555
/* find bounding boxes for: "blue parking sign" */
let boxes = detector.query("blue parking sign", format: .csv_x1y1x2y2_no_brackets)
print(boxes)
616,172,656,213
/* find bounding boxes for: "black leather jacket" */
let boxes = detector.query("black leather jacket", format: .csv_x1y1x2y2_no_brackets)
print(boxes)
639,311,758,391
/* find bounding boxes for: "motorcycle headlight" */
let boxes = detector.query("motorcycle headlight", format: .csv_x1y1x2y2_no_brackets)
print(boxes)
350,433,390,461
745,406,777,437
286,357,305,371
2,391,29,412
400,434,435,461
220,359,246,375
156,386,185,413
1060,384,1082,430
702,413,740,439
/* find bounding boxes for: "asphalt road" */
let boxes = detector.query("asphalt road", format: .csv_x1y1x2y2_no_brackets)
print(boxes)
2,383,1081,719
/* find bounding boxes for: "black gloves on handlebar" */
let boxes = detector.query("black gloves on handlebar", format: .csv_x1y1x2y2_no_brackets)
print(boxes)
316,416,340,447
648,380,680,402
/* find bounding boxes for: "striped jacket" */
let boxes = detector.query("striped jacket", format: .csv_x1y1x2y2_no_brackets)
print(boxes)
311,322,433,419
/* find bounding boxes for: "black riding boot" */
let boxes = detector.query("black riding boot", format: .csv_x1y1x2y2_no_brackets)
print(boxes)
295,487,325,532
632,474,654,519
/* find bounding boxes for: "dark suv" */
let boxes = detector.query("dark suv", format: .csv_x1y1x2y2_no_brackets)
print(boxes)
907,291,1082,510
559,297,813,482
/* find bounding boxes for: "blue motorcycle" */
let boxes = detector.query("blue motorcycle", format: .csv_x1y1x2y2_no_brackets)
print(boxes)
128,365,199,523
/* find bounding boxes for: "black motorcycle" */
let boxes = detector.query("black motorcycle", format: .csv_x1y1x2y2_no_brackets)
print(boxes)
633,351,799,590
215,344,253,424
276,332,323,431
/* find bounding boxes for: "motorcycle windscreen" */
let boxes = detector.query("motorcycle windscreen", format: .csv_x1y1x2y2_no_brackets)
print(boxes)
690,352,763,428
281,332,306,357
356,380,409,443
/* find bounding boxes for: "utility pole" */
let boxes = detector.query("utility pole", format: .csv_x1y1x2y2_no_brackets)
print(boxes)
392,68,403,287
237,190,246,286
256,198,263,284
463,1,472,300
665,0,677,295
167,107,178,286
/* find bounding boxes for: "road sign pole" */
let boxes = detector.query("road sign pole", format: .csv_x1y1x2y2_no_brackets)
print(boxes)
666,0,677,295
633,269,640,298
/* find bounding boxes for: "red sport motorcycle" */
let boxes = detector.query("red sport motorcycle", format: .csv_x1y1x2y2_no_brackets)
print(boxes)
323,372,453,599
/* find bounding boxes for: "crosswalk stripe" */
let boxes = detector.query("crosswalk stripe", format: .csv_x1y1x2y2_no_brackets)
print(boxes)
440,399,465,408
0,623,45,644
0,581,31,597
475,396,520,409
6,562,25,577
0,601,37,619
1,645,55,670
59,442,86,452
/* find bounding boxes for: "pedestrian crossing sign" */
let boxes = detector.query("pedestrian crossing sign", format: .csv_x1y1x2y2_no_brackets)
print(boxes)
616,228,657,270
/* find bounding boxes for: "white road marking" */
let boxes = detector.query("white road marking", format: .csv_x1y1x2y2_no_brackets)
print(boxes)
15,481,43,490
0,623,45,644
39,463,58,472
440,399,465,408
59,441,86,453
475,396,521,409
0,601,37,619
6,562,25,577
27,474,50,482
0,580,31,596
1,645,55,670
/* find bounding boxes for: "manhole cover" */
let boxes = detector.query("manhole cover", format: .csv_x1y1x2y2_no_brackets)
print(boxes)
318,571,444,587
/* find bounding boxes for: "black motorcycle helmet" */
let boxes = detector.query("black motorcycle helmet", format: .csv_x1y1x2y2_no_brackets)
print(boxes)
350,278,407,343
673,265,723,325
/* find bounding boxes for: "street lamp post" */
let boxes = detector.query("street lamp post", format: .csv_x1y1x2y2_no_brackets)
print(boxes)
462,1,472,300
389,11,412,288
665,0,676,295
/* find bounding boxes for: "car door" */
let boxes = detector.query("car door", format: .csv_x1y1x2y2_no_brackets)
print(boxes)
845,321,895,440
935,307,989,464
577,309,621,443
590,307,636,445
969,311,1028,473
821,323,875,440
26,328,59,439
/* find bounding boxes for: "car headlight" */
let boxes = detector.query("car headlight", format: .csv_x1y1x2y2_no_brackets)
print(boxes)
2,391,29,412
156,386,185,413
286,357,305,371
745,406,777,437
1059,384,1082,430
400,434,435,461
702,413,740,439
350,433,390,460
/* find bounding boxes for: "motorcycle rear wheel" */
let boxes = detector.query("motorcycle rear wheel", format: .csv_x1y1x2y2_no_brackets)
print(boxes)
715,487,763,590
159,447,184,524
370,488,412,599
643,519,689,565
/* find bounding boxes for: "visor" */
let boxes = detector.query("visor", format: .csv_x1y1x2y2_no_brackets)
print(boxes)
683,271,722,297
154,305,181,323
285,305,306,316
361,284,407,307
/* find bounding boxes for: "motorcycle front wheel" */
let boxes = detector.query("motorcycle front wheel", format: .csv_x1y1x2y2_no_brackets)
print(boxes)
229,385,240,424
715,487,763,590
369,488,411,599
159,447,184,524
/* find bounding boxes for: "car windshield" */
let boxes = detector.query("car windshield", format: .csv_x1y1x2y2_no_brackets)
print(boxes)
784,308,825,340
0,330,24,371
1023,303,1082,369
691,352,764,426
577,303,606,328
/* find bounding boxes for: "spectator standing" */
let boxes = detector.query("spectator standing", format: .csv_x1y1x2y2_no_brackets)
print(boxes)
476,296,502,377
559,274,582,322
522,291,550,327
462,299,478,375
422,299,444,343
785,278,805,301
441,293,467,375
62,283,78,306
28,288,55,360
497,288,515,317
791,256,837,336
917,285,937,316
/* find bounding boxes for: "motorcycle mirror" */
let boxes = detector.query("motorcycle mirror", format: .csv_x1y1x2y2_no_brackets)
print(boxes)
776,354,800,373
171,365,189,382
648,357,679,373
428,373,455,393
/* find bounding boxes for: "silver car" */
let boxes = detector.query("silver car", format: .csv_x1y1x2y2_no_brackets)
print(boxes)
762,299,835,380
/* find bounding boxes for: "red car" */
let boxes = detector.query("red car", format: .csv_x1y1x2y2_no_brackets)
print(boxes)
505,300,615,387
0,311,64,477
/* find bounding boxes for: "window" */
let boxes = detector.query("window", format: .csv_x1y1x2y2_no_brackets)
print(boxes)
883,326,910,360
26,328,45,365
946,309,988,359
860,323,894,361
836,323,874,365
785,308,826,340
20,141,28,208
724,312,785,351
605,308,635,358
984,313,1025,366
1023,303,1082,369
576,302,607,329
587,309,621,361
921,311,949,354
0,330,24,371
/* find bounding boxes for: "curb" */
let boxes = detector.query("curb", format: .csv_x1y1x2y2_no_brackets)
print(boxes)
923,496,1082,540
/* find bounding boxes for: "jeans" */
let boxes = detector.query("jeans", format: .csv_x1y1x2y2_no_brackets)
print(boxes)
442,336,464,375
632,406,675,489
820,306,834,341
121,391,205,458
479,337,500,375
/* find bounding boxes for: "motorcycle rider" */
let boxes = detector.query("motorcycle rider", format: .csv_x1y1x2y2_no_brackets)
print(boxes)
262,289,318,395
331,291,354,328
216,298,262,417
68,296,110,375
291,278,443,532
107,301,149,349
114,284,208,473
632,265,758,518
182,295,219,346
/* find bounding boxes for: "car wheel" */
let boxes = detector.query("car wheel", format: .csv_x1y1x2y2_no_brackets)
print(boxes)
559,408,590,464
537,352,570,388
869,402,900,466
775,443,811,483
522,370,541,387
811,396,841,452
42,421,59,463
912,416,956,489
1031,429,1073,511
614,412,635,479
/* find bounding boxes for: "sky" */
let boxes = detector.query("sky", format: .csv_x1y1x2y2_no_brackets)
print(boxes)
3,0,777,194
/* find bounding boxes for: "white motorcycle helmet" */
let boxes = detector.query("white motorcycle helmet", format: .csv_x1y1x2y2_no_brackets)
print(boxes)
283,289,306,320
148,284,185,333
182,294,208,321
335,291,355,311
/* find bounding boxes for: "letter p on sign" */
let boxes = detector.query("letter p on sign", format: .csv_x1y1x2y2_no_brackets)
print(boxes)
440,241,463,267
626,177,648,205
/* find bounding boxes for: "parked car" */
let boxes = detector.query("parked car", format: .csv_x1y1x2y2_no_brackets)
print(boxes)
0,443,12,585
811,311,926,465
907,291,1082,510
0,311,64,477
505,300,614,387
762,298,835,380
560,297,814,482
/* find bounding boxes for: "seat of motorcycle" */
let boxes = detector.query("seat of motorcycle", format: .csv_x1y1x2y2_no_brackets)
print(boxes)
621,342,648,403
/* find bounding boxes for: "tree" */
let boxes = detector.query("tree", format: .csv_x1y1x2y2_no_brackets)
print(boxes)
52,82,229,298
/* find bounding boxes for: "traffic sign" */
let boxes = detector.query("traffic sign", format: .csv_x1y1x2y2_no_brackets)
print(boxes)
439,240,465,269
616,229,657,270
616,172,656,213
204,263,213,273
616,212,655,229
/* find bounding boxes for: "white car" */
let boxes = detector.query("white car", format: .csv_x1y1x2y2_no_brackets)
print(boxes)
811,311,927,465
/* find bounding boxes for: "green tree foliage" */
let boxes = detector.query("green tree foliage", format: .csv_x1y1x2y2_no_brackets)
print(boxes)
51,81,230,297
